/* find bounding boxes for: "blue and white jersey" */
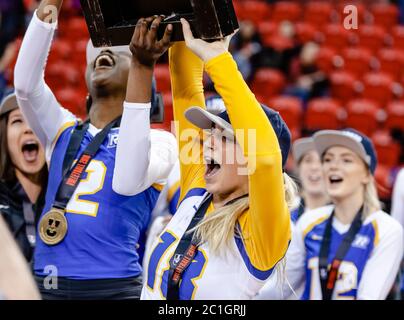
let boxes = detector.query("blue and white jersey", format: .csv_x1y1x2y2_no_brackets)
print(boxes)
34,122,160,280
297,206,403,300
141,189,274,300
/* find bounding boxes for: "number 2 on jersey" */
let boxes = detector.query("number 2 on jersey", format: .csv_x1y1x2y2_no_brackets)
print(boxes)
66,160,107,217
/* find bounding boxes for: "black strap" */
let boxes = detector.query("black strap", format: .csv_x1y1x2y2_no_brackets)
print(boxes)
53,117,121,210
318,207,363,300
166,193,248,300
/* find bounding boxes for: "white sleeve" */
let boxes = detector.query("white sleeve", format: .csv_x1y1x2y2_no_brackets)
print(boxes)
392,170,404,245
14,10,75,152
357,219,404,300
255,223,306,299
112,102,178,196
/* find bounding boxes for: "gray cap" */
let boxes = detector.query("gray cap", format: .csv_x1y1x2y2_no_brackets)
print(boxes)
292,137,316,164
313,129,377,174
0,93,18,117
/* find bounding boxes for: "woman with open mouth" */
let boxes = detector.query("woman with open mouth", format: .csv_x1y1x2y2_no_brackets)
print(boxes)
0,92,47,262
264,128,403,300
115,18,298,300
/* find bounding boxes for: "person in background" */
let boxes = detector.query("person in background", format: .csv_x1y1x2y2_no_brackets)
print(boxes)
290,137,329,223
0,93,47,262
287,42,329,106
261,129,403,300
391,168,404,299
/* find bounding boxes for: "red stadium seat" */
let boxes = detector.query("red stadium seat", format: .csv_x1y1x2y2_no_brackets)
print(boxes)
330,71,358,104
304,2,334,27
251,68,286,98
385,101,404,131
45,63,81,91
356,25,387,53
272,1,302,23
154,64,171,93
305,98,343,130
322,24,352,50
316,46,338,74
372,130,401,167
371,3,399,31
55,87,86,117
295,22,319,44
240,1,271,25
391,26,404,51
377,48,404,80
268,96,303,135
345,99,380,136
374,164,394,199
361,72,394,107
263,35,294,50
48,39,73,64
67,17,89,40
341,47,373,77
335,2,367,25
257,21,278,40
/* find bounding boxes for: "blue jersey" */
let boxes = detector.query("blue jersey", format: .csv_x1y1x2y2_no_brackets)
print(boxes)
293,206,403,300
34,124,160,280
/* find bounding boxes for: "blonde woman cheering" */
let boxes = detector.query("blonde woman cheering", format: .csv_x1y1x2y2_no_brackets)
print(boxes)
262,129,403,300
115,16,297,299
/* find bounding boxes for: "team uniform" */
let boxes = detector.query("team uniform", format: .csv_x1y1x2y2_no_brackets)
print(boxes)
391,169,404,295
259,205,403,300
14,12,176,285
124,43,291,299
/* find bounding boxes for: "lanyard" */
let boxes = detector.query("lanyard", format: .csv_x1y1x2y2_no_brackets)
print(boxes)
166,193,248,300
318,206,363,300
53,117,121,210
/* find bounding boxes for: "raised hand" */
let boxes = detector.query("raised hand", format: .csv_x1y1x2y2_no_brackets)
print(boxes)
130,16,173,68
180,18,237,63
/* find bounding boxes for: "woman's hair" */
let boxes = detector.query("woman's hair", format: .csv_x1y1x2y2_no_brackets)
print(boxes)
0,112,16,183
192,172,299,255
363,175,381,218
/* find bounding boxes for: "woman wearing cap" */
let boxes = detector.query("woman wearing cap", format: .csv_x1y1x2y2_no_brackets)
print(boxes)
263,129,403,300
115,19,297,299
0,93,47,262
290,137,329,223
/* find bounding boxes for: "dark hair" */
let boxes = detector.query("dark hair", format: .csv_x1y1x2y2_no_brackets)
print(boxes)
0,112,16,183
0,111,48,186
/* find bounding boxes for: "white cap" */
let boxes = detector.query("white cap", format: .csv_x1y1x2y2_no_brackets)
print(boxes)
86,39,131,64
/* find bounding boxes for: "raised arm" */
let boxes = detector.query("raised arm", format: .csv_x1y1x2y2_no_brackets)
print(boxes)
169,42,206,202
14,0,75,152
181,19,291,271
113,17,177,195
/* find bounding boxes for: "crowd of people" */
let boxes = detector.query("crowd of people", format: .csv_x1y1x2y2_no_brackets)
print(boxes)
0,0,404,301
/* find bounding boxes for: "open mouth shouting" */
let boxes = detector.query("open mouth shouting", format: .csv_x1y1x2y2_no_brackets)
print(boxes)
94,53,116,71
328,174,344,186
21,140,40,163
205,157,221,179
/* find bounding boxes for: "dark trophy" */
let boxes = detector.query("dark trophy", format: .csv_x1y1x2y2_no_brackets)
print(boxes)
80,0,239,47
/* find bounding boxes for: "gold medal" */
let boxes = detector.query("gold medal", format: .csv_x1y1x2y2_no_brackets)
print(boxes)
39,208,68,246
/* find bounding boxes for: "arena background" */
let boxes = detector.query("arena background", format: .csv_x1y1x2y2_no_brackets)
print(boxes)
1,0,404,210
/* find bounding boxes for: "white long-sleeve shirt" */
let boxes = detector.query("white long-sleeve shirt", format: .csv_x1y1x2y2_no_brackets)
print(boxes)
392,169,404,245
256,205,404,300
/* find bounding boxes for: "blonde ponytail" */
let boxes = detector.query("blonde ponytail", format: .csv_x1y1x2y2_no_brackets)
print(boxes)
363,176,381,218
192,172,299,255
